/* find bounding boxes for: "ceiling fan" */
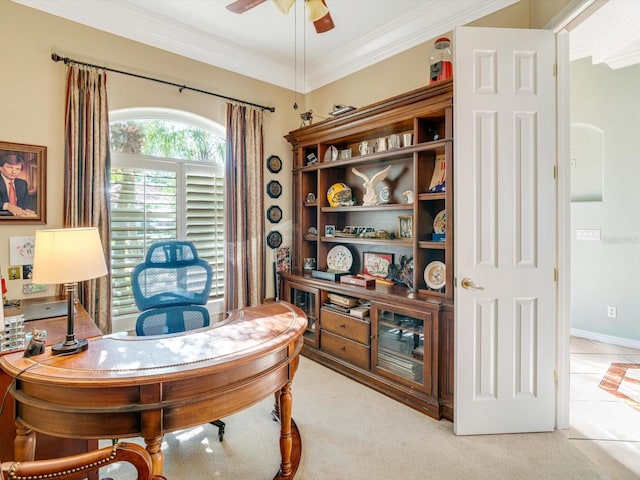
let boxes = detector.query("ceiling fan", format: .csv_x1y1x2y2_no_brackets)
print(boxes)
226,0,335,33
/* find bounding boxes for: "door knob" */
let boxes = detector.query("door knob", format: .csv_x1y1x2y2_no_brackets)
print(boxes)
461,277,484,290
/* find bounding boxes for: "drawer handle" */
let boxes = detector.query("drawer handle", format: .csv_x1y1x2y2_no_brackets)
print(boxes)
340,346,346,351
339,323,346,329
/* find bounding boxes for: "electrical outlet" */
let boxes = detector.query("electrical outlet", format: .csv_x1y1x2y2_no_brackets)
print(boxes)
576,229,601,241
607,306,617,318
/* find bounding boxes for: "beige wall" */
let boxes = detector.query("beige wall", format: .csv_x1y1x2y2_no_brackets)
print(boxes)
0,0,571,307
0,0,299,301
304,0,571,120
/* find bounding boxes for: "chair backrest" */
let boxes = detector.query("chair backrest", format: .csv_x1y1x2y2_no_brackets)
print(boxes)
136,305,210,336
131,240,213,311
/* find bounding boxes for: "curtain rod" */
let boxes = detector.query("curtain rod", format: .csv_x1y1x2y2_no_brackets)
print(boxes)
51,53,276,113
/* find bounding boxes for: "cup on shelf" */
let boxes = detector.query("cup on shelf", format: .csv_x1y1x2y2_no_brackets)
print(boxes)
377,137,388,152
359,141,369,155
389,134,401,149
402,133,413,147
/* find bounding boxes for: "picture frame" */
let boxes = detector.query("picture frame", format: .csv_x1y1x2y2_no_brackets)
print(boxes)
0,141,46,224
398,215,413,239
325,225,335,237
363,252,394,278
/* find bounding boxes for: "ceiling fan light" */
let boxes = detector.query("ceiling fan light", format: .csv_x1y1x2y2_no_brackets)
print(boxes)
272,0,295,15
306,0,329,22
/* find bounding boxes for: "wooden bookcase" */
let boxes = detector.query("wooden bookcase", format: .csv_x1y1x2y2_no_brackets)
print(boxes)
282,80,454,420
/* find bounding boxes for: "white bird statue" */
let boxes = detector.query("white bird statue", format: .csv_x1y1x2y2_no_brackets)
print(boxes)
352,165,392,206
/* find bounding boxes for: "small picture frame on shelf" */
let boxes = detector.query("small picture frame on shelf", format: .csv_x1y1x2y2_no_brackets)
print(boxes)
306,192,316,203
325,225,335,237
338,148,352,160
363,252,393,278
398,215,413,239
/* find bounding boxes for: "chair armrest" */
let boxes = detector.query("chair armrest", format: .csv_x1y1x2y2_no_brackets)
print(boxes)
1,442,164,480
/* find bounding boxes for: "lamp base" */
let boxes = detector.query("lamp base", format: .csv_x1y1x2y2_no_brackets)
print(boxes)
51,338,89,355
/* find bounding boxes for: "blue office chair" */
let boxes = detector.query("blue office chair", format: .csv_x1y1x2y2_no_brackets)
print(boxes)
135,305,210,336
132,240,225,441
132,240,213,312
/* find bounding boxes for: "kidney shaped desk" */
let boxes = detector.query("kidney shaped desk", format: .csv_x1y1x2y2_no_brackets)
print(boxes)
0,301,307,479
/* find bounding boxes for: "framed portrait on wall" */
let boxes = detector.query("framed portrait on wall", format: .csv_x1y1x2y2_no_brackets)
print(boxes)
0,141,46,224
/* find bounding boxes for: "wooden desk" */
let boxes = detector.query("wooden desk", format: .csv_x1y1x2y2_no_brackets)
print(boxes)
0,300,102,466
0,302,307,479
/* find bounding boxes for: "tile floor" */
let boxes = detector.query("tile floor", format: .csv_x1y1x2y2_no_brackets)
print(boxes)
566,336,640,479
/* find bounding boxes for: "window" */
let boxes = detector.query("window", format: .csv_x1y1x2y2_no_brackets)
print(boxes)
109,109,225,324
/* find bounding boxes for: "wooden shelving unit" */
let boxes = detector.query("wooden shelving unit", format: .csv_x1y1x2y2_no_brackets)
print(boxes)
281,80,454,420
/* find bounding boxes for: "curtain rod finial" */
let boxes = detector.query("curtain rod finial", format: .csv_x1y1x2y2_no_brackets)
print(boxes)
51,53,61,62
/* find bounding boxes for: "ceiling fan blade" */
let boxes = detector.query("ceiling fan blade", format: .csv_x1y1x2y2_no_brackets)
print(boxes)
312,11,334,33
272,0,295,15
306,0,334,33
226,0,267,14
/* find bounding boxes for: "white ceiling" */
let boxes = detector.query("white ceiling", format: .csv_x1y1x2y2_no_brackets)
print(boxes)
570,0,640,70
12,0,518,93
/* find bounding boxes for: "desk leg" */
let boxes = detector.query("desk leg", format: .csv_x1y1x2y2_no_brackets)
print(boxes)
277,382,293,478
14,418,36,461
144,435,163,476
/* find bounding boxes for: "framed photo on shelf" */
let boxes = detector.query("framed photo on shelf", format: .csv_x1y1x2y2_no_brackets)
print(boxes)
325,225,335,237
0,141,46,224
398,215,413,239
363,252,393,278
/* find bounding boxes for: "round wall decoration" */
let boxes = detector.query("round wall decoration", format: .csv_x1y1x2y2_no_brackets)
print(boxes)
266,180,282,198
267,155,282,174
266,230,283,249
267,205,283,223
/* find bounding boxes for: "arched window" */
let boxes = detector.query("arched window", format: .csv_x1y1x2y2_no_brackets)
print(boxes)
109,108,225,326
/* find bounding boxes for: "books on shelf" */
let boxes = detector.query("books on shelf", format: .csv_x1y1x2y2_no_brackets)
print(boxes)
349,306,370,318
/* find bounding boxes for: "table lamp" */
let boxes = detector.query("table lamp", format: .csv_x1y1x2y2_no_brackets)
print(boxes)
32,227,108,355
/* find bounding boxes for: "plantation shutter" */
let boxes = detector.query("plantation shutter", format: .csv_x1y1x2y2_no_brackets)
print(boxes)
110,163,178,317
185,164,225,298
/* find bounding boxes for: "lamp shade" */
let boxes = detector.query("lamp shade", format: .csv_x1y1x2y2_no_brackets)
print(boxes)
32,227,108,285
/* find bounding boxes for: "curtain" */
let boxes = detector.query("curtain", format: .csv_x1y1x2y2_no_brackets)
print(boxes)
225,103,264,311
64,66,112,333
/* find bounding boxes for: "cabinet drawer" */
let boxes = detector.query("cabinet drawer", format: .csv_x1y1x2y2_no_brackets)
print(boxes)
321,309,370,345
321,330,370,370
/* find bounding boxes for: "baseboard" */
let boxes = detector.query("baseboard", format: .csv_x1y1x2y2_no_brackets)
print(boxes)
571,328,640,350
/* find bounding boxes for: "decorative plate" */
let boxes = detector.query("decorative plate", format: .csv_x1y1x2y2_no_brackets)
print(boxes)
433,210,446,234
323,145,338,162
266,180,282,199
326,245,353,272
267,205,282,223
266,230,283,249
266,155,282,174
424,261,446,290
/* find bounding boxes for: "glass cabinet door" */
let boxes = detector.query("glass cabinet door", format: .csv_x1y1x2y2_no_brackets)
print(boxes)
283,281,319,347
372,302,436,393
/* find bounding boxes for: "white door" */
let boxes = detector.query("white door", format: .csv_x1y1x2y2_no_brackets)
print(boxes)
454,26,557,435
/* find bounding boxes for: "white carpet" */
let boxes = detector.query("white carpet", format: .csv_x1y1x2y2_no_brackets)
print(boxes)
102,356,608,479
